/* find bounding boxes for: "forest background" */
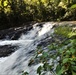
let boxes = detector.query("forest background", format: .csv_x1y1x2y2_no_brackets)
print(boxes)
0,0,76,30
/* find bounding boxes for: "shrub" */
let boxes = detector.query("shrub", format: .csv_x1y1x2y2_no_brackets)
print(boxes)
25,26,76,75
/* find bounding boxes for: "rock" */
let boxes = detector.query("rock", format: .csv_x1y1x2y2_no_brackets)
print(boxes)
0,25,33,40
0,45,18,57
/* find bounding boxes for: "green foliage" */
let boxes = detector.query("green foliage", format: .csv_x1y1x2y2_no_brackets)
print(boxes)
70,4,76,9
0,0,76,30
26,26,76,75
37,39,76,75
55,26,76,38
37,66,42,75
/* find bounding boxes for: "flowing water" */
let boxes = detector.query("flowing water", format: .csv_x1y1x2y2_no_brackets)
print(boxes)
0,22,55,75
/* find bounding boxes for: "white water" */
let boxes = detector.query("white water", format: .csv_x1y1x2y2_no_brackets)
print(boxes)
0,22,55,75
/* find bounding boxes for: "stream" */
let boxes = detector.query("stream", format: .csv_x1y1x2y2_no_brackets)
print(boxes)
0,22,55,75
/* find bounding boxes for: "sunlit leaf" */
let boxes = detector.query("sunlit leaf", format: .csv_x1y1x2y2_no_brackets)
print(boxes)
62,58,69,64
72,71,76,75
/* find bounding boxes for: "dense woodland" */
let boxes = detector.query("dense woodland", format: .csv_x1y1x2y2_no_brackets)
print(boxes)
0,0,76,29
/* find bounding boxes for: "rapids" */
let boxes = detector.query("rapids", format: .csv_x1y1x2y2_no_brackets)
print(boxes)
0,22,55,75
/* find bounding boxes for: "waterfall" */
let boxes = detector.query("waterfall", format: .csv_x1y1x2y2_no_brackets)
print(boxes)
0,22,55,75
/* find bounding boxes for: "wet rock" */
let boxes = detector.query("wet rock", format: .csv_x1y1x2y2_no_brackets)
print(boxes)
36,22,45,27
0,45,18,57
0,25,33,40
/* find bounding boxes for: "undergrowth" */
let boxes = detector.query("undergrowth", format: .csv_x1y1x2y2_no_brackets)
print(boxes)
22,25,76,75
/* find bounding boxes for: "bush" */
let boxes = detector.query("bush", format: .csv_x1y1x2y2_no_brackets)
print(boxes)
24,26,76,75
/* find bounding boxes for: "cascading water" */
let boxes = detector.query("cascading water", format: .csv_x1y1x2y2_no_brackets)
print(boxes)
0,22,55,75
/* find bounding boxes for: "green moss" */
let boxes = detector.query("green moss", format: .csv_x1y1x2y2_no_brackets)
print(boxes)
55,26,76,38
